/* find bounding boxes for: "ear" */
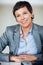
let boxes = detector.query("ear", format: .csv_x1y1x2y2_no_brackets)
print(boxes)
31,12,34,19
31,14,34,19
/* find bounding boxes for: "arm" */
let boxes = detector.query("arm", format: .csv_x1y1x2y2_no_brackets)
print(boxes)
32,26,43,64
0,53,9,62
0,28,9,62
36,26,43,61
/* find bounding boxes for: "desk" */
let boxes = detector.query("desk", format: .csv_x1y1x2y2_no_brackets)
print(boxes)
0,62,21,65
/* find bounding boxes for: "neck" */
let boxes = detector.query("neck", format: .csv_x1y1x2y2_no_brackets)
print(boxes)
22,22,32,35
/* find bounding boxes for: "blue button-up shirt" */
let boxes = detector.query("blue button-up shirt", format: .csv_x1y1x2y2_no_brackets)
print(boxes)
17,27,37,55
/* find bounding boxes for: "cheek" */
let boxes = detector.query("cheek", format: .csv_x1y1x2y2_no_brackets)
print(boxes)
25,14,31,19
27,13,32,18
28,15,32,21
16,18,21,23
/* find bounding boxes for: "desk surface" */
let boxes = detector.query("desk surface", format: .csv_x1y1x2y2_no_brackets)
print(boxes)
0,62,21,65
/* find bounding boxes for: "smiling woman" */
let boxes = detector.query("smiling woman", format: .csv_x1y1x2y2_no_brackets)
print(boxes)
15,7,33,29
0,1,43,65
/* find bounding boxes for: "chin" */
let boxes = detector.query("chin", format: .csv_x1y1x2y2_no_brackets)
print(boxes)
22,25,28,28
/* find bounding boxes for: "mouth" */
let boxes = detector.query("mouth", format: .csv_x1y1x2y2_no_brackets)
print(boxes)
21,20,27,24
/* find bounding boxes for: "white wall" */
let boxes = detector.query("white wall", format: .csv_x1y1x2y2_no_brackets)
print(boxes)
0,4,43,53
33,6,43,25
0,0,43,6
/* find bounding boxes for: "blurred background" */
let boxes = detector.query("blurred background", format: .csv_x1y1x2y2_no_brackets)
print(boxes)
0,0,43,53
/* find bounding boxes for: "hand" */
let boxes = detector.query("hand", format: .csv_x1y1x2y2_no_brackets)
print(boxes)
10,54,37,62
10,55,24,62
18,54,37,62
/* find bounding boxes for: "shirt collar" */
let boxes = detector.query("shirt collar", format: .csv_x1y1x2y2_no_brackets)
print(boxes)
20,26,32,35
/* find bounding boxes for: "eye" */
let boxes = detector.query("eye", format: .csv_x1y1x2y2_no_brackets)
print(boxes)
23,12,27,14
16,15,20,17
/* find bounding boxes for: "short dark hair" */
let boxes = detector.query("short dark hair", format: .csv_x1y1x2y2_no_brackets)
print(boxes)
13,1,33,17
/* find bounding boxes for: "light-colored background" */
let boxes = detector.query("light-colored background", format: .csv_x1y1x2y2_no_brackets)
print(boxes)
0,0,43,53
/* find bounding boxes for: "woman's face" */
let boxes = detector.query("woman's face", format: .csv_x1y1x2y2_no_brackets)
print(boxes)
15,6,33,28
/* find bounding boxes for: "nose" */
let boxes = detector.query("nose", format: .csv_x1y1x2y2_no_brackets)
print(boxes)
21,15,25,20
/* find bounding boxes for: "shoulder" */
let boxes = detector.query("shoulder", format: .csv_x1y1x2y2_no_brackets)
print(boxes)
33,23,43,30
33,23,43,36
6,24,20,31
4,24,20,36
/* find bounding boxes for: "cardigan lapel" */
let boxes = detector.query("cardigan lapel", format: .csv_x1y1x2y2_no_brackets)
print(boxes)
32,23,41,53
13,25,20,55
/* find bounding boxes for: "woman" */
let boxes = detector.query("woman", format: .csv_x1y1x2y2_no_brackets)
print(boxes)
0,1,43,65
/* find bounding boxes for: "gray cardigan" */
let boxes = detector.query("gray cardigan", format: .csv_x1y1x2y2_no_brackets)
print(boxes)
0,23,43,63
